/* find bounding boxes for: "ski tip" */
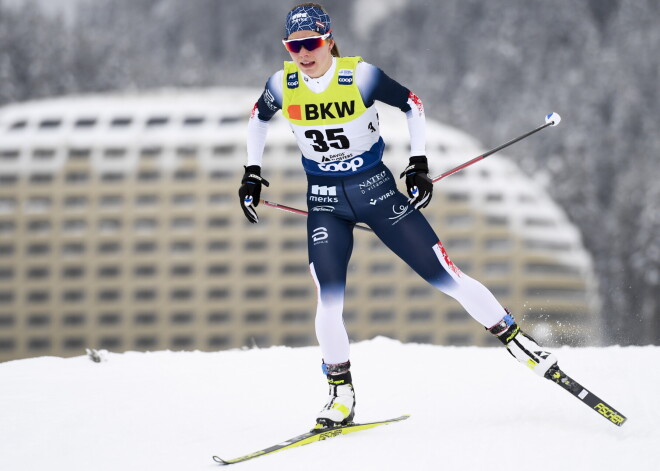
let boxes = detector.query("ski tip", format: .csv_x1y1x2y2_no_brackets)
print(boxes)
212,456,228,466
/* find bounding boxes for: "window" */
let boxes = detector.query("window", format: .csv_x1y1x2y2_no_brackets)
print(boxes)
244,287,267,300
208,288,230,300
370,310,394,323
0,221,14,235
0,268,14,280
208,217,230,229
98,266,120,278
27,220,51,234
111,117,132,127
140,147,162,158
66,172,89,183
244,264,267,275
0,245,14,257
28,338,51,350
484,238,513,252
27,244,50,256
26,196,51,213
134,265,157,276
486,215,508,226
208,240,229,252
146,116,169,127
281,287,310,299
0,315,15,327
171,289,194,301
171,241,193,253
281,263,307,275
445,214,474,227
171,217,194,230
99,218,122,232
369,286,395,298
63,313,85,326
135,336,158,348
135,289,157,301
281,311,310,324
69,148,91,160
30,173,53,184
208,264,230,276
172,194,195,206
171,265,193,276
208,311,231,324
9,120,27,130
408,310,433,322
138,170,160,181
171,336,194,348
245,311,268,324
62,219,87,233
99,312,121,326
33,148,56,160
0,149,20,160
62,243,85,256
99,337,122,348
63,337,86,350
39,119,62,129
27,291,49,303
183,116,205,126
64,196,88,210
281,240,305,251
0,291,14,304
98,290,121,302
209,171,232,181
176,146,196,158
0,197,16,212
209,193,231,204
62,266,84,278
135,312,157,325
173,170,196,181
62,290,85,303
104,148,127,158
407,286,433,298
98,242,121,254
135,195,159,207
0,175,18,185
484,261,511,275
74,118,97,128
28,314,50,327
171,311,194,324
208,336,232,348
101,172,124,183
212,145,235,156
134,242,157,253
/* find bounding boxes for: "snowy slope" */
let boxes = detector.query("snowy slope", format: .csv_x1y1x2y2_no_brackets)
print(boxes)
0,338,657,471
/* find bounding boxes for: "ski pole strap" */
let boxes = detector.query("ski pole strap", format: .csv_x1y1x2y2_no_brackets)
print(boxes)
322,360,351,376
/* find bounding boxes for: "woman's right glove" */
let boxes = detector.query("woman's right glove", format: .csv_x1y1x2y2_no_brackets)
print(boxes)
238,165,270,223
400,156,433,209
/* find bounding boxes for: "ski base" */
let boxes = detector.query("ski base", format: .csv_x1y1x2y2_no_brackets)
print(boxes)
212,414,410,466
545,364,627,427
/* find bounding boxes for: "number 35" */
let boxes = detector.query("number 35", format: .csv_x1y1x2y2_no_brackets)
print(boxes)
304,128,350,152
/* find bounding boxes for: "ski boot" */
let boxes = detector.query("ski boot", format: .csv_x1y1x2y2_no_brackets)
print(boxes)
314,361,356,430
489,311,558,377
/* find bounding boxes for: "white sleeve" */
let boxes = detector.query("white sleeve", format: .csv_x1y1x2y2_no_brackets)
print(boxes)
246,116,270,167
405,92,426,157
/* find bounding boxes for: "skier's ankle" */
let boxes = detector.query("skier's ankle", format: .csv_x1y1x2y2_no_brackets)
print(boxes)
488,310,557,377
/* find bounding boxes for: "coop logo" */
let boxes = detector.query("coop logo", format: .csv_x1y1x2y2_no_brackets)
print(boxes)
287,72,299,89
310,185,339,203
338,69,354,85
312,226,329,245
318,156,363,173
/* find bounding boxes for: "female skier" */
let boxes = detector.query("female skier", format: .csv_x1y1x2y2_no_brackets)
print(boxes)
239,3,557,429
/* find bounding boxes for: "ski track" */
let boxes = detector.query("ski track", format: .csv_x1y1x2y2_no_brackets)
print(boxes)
0,337,657,471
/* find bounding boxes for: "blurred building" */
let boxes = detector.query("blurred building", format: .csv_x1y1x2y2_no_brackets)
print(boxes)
0,89,600,362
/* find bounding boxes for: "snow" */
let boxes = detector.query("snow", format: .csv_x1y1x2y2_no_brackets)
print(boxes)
0,337,657,471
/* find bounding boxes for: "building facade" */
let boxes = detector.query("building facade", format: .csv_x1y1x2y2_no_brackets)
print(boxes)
0,89,600,362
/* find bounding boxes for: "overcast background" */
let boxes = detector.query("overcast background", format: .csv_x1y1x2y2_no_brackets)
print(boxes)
1,0,658,345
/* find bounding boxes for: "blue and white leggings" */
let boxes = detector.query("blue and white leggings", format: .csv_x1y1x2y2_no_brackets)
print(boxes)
306,163,507,364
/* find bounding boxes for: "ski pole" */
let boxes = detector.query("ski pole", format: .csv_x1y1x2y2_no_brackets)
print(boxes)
260,112,561,230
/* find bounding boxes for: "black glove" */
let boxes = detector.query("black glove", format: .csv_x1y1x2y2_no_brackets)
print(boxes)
238,165,270,223
399,156,433,209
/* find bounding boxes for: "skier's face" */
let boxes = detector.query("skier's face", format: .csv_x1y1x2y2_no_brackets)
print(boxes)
284,30,334,78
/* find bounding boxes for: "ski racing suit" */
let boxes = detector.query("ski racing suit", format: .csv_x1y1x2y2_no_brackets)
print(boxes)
247,56,508,364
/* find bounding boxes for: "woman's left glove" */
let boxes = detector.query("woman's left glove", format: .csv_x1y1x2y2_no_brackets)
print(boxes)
400,156,433,209
238,165,270,223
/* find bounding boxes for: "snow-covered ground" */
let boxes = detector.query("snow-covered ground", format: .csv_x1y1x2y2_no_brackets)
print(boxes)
1,337,657,471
